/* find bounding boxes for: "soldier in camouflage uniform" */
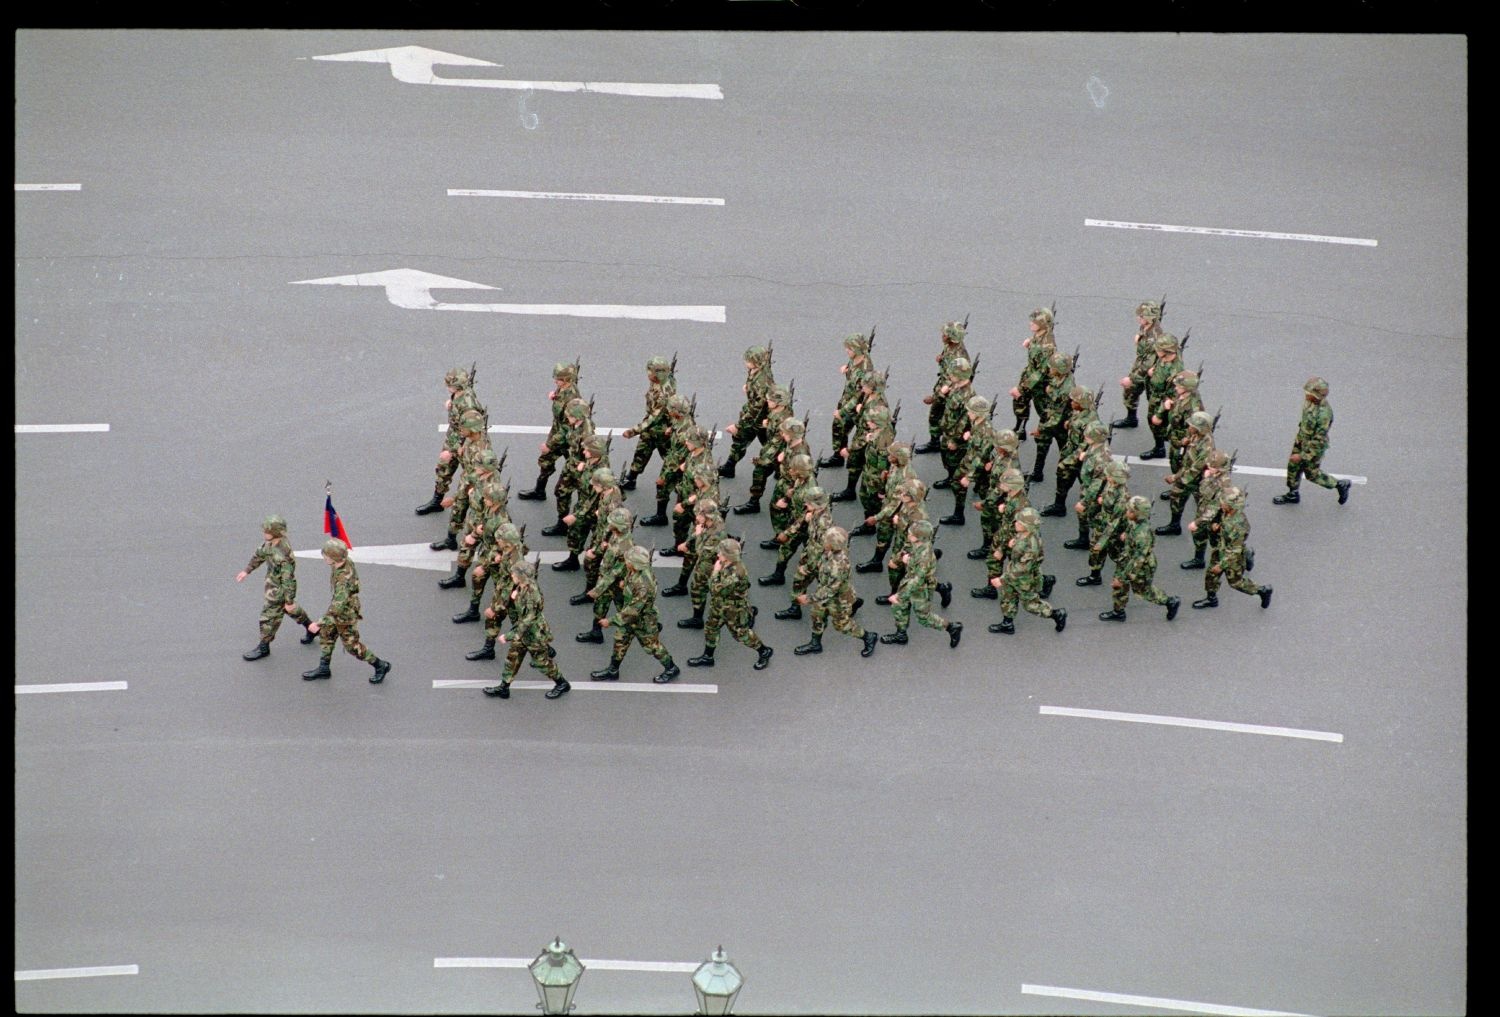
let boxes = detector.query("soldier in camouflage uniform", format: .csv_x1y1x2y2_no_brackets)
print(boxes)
851,404,895,536
1182,448,1232,570
794,527,879,657
733,384,794,516
301,538,392,682
857,440,914,574
919,321,970,454
1063,420,1113,552
674,497,728,628
760,460,818,586
452,475,513,624
518,361,581,501
1113,300,1164,430
953,396,997,533
877,477,930,605
417,367,481,515
1010,308,1056,440
720,345,775,479
688,538,774,670
881,519,961,648
237,514,317,660
543,397,596,538
1139,332,1181,460
482,559,571,700
1077,459,1132,588
552,435,612,572
1028,351,1076,484
665,425,719,558
1161,369,1203,478
591,545,681,683
641,394,694,527
1194,486,1273,610
824,332,873,471
989,508,1068,634
970,427,1020,560
432,406,490,556
447,448,507,594
620,356,677,492
570,468,623,603
774,486,839,620
1273,377,1351,506
577,507,635,644
833,363,889,503
933,357,974,524
1098,496,1181,622
973,468,1056,602
1155,411,1216,537
1040,385,1098,517
765,424,812,541
465,520,525,662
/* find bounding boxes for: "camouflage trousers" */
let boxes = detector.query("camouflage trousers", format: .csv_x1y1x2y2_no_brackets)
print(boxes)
464,555,496,602
928,396,944,439
688,552,715,610
859,482,883,521
1146,396,1170,446
1012,389,1038,431
886,558,907,595
726,426,766,465
775,525,808,569
940,442,964,483
446,485,472,536
555,465,583,518
455,525,486,569
628,427,672,478
790,549,823,600
1054,452,1081,496
999,569,1056,619
1112,562,1170,610
1122,368,1148,414
432,430,462,494
535,434,565,481
483,596,512,641
567,512,596,555
317,618,377,663
892,582,946,631
1286,448,1339,491
502,633,564,683
260,594,312,642
1205,543,1259,598
705,597,763,651
613,617,674,665
748,455,775,500
1031,422,1066,476
1167,480,1202,519
1167,431,1189,474
812,596,865,639
593,580,625,621
769,480,794,533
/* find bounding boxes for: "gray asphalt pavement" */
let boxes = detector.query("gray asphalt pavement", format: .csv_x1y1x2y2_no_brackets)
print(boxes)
15,30,1466,1015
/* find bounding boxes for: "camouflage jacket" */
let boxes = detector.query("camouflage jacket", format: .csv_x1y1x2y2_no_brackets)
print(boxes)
1117,518,1159,577
934,339,971,393
613,568,662,630
848,388,887,452
634,377,677,435
1037,371,1076,432
874,464,917,523
753,404,795,467
321,559,362,624
708,555,753,605
812,548,857,607
1145,350,1181,404
734,365,775,434
1294,400,1333,456
1129,325,1161,375
900,536,938,592
246,540,297,601
1017,334,1055,397
589,528,635,599
939,382,974,445
1170,432,1215,490
860,437,893,492
1166,388,1203,447
507,576,553,646
1002,529,1044,580
546,381,579,449
960,421,998,481
1092,483,1131,549
800,509,834,569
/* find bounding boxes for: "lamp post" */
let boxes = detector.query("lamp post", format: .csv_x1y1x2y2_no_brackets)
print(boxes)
528,937,584,1014
691,945,743,1015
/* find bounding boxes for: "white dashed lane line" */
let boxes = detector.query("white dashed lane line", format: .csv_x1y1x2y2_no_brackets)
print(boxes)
15,965,138,980
436,956,699,971
450,189,723,206
15,183,82,192
15,424,110,433
1039,706,1342,744
1086,218,1376,247
1113,454,1367,486
16,682,128,695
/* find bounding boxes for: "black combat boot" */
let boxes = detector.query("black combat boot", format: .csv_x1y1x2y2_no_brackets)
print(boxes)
1111,410,1138,429
861,631,879,657
817,451,844,469
880,628,908,645
718,459,737,479
243,640,270,661
759,536,784,551
1337,479,1351,505
1154,512,1182,537
301,623,318,644
967,543,988,560
661,576,690,598
590,657,622,681
775,602,802,620
852,597,864,614
1180,548,1205,569
1192,594,1218,609
688,645,716,667
541,518,568,538
1041,575,1056,599
936,582,952,609
856,544,888,573
754,645,774,670
431,532,458,551
1246,546,1256,572
988,617,1015,634
657,544,684,558
1099,607,1127,622
483,681,510,698
576,620,604,643
1063,521,1090,550
517,475,549,500
677,604,705,629
620,471,638,492
551,552,580,571
639,498,670,527
1076,569,1102,586
758,563,787,586
940,492,965,526
794,633,824,655
452,600,481,623
415,491,445,514
1258,586,1274,609
932,476,953,490
1165,596,1181,621
971,582,997,599
569,589,593,606
466,638,497,660
546,677,571,699
1052,608,1068,633
913,436,940,454
1027,460,1047,486
302,657,332,680
438,565,467,589
947,621,963,648
1159,489,1173,502
1040,492,1067,517
1272,488,1300,505
370,658,391,683
732,497,761,515
1013,416,1029,441
1139,441,1167,460
652,658,681,684
830,478,858,502
850,521,876,537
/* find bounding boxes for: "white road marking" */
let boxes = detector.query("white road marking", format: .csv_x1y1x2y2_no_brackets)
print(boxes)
1039,706,1343,743
15,183,82,192
293,545,682,571
292,268,724,323
434,680,716,695
1021,983,1315,1016
313,46,723,100
449,188,724,206
1112,454,1366,485
15,423,110,433
15,965,138,980
1085,218,1376,247
15,682,128,695
436,957,699,971
439,424,721,440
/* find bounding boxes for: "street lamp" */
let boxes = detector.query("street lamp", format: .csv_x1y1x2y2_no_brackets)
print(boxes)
691,945,743,1015
528,937,584,1014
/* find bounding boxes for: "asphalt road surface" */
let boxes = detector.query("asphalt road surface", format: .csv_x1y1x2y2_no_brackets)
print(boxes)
15,30,1466,1016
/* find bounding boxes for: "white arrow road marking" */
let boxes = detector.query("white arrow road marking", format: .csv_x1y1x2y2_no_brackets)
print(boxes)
15,965,138,980
1039,706,1343,743
291,268,724,323
435,681,716,695
15,682,128,695
15,183,82,191
1021,984,1316,1016
436,957,701,970
449,189,724,206
1111,454,1366,485
1086,218,1376,247
312,46,723,100
15,423,110,433
294,544,682,571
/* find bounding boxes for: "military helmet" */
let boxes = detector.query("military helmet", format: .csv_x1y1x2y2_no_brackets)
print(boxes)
889,442,913,464
565,396,590,419
769,384,791,405
667,394,692,416
496,522,522,545
1153,333,1179,355
607,507,632,531
1069,385,1091,406
1049,352,1071,374
458,408,486,434
445,367,469,387
781,417,806,437
994,428,1019,453
942,320,967,343
1224,484,1246,505
696,497,719,517
822,526,849,552
584,434,609,457
788,453,814,476
591,467,616,488
1207,449,1231,470
482,479,509,505
1105,460,1130,483
1016,507,1041,530
966,395,991,417
553,361,578,382
1084,420,1109,442
625,545,652,570
647,355,671,375
1188,410,1214,433
843,332,869,355
1304,376,1329,397
1030,307,1054,329
998,467,1027,493
322,538,349,560
909,519,935,540
718,537,742,561
865,405,891,428
804,486,830,508
262,514,287,536
476,448,500,472
1136,300,1163,322
951,357,972,378
1174,370,1199,392
1127,494,1152,515
509,557,533,579
901,476,928,500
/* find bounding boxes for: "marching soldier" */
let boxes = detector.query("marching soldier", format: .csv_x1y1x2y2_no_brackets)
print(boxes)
1113,300,1165,430
1194,486,1273,610
417,366,483,515
1010,307,1056,439
1040,385,1098,518
919,321,970,454
774,486,839,619
674,497,729,628
687,538,774,670
793,527,880,657
482,559,571,700
553,435,611,572
989,508,1068,634
620,356,677,492
1028,351,1076,484
1162,369,1203,477
1139,332,1182,460
760,457,817,586
1098,496,1182,622
733,383,795,516
1181,448,1232,570
852,404,896,536
236,514,317,660
447,449,506,593
1272,377,1352,506
933,356,975,519
1077,459,1132,588
1155,411,1216,537
972,467,1056,602
666,425,720,559
881,519,961,648
464,520,524,662
568,468,624,604
1063,421,1113,552
953,396,998,532
765,425,812,541
640,394,694,527
720,345,775,479
517,360,581,501
857,440,915,574
543,397,596,538
877,477,931,606
577,507,635,644
301,538,392,683
833,364,889,503
432,407,490,558
970,428,1020,560
590,545,682,684
823,333,874,471
452,474,512,624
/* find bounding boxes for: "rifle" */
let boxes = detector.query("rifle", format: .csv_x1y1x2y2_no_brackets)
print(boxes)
469,360,477,387
1228,448,1239,476
1179,327,1191,354
587,394,596,418
802,410,811,435
497,447,509,480
707,422,719,453
1159,294,1167,321
689,392,698,420
670,350,678,377
970,351,982,378
767,338,774,362
787,378,796,410
603,435,613,464
812,449,823,480
1094,382,1106,413
517,522,528,554
1196,359,1204,381
961,312,970,331
1071,344,1081,372
989,392,1000,422
891,399,903,430
868,325,876,352
573,354,582,380
1212,405,1223,432
1050,301,1057,320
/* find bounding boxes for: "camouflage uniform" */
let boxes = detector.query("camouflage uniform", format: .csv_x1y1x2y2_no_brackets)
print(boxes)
1162,370,1203,475
1062,421,1111,552
1011,308,1055,437
454,449,505,575
795,527,878,657
302,540,391,682
883,520,961,647
549,398,596,533
1195,487,1273,610
1139,332,1181,459
935,357,974,508
854,406,895,535
977,468,1030,595
858,441,913,574
483,562,569,699
920,321,970,453
991,509,1067,634
777,488,833,615
688,539,773,669
623,357,678,489
518,361,580,501
828,333,873,467
591,547,680,682
454,476,513,622
1028,352,1075,483
577,508,635,643
834,365,888,503
675,499,727,628
1078,460,1131,586
735,385,793,515
973,429,1020,559
434,407,491,553
1274,377,1350,505
1114,300,1164,429
880,478,929,603
762,466,818,585
955,399,997,526
1156,412,1216,535
239,515,315,659
767,426,811,536
1182,449,1232,569
1100,496,1180,621
418,367,481,513
642,394,694,527
721,346,775,476
466,522,525,660
1041,386,1098,516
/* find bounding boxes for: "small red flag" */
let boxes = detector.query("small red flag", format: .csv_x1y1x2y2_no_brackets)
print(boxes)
324,494,352,548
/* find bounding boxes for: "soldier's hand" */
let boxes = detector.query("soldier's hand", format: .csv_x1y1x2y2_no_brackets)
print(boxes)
939,385,950,396
1150,415,1161,425
973,500,982,510
726,423,738,436
583,549,595,560
441,496,455,509
464,534,477,546
563,514,576,526
538,441,549,452
1289,453,1301,463
586,589,599,600
484,607,495,619
776,452,785,463
922,396,935,405
775,499,787,509
1031,428,1041,438
496,633,508,643
623,428,637,439
1008,538,1016,548
1187,521,1197,532
959,477,970,488
236,571,247,582
308,622,321,635
547,389,557,400
1120,376,1131,387
865,515,877,525
990,576,1002,588
900,553,909,564
283,602,295,613
598,617,611,628
673,504,683,515
796,594,810,605
439,450,453,463
1164,398,1174,410
1009,387,1021,399
1075,502,1084,515
474,566,485,579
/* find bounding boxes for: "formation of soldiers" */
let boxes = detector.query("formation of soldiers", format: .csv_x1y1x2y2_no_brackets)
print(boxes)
237,300,1351,694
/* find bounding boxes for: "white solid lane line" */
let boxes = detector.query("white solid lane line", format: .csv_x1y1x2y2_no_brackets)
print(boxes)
15,424,110,433
449,189,724,206
435,680,716,695
15,965,138,980
1022,983,1315,1016
1085,218,1376,247
436,957,698,972
293,546,682,572
16,682,128,695
439,425,722,439
1039,706,1342,744
1112,455,1367,485
15,183,82,191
